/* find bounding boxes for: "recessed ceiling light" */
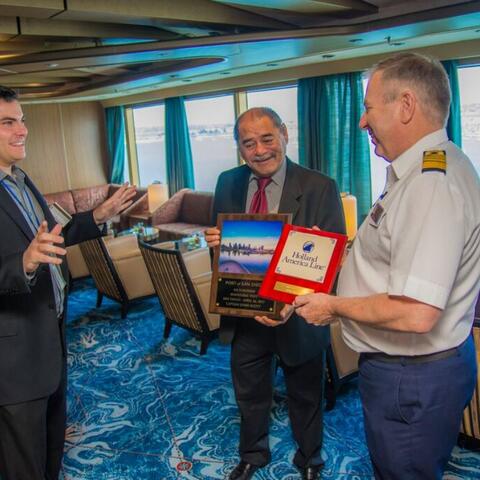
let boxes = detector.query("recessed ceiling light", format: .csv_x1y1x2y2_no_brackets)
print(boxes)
349,38,363,43
48,63,59,68
322,54,335,59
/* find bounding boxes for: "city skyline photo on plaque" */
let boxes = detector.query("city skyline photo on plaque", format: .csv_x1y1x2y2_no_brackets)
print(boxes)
209,213,291,319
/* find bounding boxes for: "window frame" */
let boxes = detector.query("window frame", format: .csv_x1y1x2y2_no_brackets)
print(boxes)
124,83,298,186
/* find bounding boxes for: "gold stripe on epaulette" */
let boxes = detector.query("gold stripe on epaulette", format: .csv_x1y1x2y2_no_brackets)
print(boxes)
422,150,446,174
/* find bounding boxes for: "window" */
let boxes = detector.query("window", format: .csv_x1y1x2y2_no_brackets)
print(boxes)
362,77,386,203
247,86,299,163
119,142,128,184
132,104,166,187
185,94,237,192
459,66,480,174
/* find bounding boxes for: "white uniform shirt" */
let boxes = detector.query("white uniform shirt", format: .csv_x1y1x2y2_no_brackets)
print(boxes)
339,129,480,355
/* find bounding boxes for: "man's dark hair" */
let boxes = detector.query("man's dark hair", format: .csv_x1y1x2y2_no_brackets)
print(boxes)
0,86,18,102
233,107,284,142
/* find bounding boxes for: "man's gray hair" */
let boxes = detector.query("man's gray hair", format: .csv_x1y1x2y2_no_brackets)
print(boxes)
234,107,284,142
370,53,451,127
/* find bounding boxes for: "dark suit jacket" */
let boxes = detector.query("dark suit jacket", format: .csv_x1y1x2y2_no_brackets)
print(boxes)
0,171,101,406
212,159,345,367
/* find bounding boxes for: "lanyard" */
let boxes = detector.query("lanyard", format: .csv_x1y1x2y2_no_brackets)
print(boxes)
2,179,42,232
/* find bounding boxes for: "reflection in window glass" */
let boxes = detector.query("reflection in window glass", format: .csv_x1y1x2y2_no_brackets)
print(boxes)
185,95,237,192
459,66,480,174
132,104,166,187
247,86,299,163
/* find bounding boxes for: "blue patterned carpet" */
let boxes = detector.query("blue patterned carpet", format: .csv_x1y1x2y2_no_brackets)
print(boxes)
61,279,480,480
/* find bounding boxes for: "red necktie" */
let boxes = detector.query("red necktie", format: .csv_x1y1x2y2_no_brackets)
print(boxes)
249,177,272,214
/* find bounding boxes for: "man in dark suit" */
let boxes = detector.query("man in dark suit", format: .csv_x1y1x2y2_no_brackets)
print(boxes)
205,107,345,480
0,85,136,480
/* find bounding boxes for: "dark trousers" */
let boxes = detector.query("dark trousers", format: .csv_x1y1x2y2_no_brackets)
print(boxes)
0,367,67,480
358,336,476,480
231,319,325,469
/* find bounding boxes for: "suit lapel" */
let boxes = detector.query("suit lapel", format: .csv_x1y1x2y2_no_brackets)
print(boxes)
232,165,250,213
24,173,56,230
279,160,302,222
24,174,70,279
0,182,35,241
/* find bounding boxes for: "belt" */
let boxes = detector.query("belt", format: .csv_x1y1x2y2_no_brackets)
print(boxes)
361,346,458,365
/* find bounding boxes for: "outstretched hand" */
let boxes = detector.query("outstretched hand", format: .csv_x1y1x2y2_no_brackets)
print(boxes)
293,293,337,326
23,221,66,274
93,183,136,224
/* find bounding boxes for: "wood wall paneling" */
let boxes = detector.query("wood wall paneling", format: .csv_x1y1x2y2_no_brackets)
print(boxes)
18,101,108,194
19,103,70,194
61,102,108,190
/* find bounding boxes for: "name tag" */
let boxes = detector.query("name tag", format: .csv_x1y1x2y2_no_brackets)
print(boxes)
370,203,385,226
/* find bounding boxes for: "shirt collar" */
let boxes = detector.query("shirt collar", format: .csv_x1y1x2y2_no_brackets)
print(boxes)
249,156,287,186
391,129,448,180
0,165,26,189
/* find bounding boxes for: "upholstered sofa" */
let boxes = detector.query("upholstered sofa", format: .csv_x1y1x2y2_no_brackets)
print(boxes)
122,188,214,241
43,184,146,279
44,184,146,218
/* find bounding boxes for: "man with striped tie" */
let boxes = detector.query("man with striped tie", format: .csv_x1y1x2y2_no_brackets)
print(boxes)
205,107,345,480
0,85,136,480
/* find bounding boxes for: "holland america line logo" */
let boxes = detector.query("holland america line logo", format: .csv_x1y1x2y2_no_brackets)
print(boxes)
302,241,315,253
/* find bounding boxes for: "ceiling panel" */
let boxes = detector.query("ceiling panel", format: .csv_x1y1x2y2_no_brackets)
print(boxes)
0,0,476,100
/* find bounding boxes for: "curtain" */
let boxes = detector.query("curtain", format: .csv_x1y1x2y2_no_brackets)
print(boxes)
442,60,462,147
298,72,371,222
165,96,195,195
105,106,126,184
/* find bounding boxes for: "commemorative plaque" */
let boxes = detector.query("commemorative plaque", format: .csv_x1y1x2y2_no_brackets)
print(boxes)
259,225,348,305
209,213,291,319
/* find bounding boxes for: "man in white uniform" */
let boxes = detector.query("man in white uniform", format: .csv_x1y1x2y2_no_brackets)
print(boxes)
291,53,480,479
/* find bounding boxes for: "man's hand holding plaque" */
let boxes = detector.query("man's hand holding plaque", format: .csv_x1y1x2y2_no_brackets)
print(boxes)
258,225,348,305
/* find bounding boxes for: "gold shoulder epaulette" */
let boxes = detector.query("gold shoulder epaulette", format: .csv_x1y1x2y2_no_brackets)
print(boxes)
422,150,446,174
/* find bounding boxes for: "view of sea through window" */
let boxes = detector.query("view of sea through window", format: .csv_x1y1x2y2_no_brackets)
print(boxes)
362,77,386,203
247,86,299,163
132,104,166,187
459,65,480,175
185,94,237,192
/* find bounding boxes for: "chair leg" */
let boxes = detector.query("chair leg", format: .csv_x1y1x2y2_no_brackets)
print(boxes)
96,292,103,308
325,379,336,411
200,337,209,355
164,320,172,339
